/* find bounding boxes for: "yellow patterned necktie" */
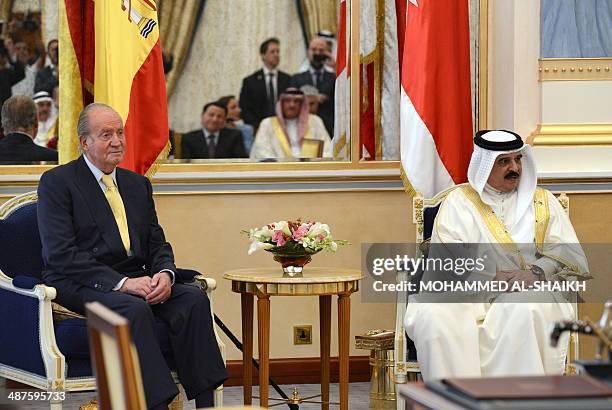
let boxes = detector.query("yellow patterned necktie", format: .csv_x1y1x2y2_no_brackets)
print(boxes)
101,175,131,254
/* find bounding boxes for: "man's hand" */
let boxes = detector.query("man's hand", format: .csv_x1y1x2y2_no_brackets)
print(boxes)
119,276,153,298
495,269,538,289
146,271,172,305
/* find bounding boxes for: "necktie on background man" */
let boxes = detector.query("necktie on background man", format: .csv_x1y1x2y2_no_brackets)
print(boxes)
101,175,131,254
267,72,276,115
207,134,216,158
316,70,323,88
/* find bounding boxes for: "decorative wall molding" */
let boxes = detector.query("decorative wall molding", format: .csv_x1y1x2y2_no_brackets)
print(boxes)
529,123,612,146
539,58,612,81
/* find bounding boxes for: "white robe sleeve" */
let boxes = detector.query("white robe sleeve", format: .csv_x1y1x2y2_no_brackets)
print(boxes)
250,118,279,159
539,189,590,279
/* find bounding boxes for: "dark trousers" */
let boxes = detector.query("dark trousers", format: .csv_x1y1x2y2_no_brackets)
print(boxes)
68,283,227,408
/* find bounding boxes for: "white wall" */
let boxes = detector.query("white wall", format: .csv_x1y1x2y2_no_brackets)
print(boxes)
488,0,612,177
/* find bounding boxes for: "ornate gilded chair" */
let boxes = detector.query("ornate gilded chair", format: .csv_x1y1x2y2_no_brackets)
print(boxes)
394,185,458,386
0,192,226,409
393,187,578,390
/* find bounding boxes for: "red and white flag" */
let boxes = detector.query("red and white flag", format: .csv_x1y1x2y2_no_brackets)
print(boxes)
333,0,350,159
400,0,474,198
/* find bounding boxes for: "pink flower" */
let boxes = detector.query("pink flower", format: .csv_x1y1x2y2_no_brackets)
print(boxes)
272,230,286,246
292,224,310,241
317,234,325,241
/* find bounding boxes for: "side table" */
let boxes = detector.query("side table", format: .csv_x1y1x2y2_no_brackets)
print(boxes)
223,268,362,409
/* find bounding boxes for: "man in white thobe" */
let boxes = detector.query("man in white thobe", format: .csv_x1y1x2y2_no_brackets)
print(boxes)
404,130,591,381
32,91,57,147
250,88,332,160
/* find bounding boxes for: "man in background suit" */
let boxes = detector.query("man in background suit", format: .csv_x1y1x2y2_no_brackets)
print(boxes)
37,103,227,409
0,95,57,164
290,37,336,136
239,37,291,129
181,101,247,159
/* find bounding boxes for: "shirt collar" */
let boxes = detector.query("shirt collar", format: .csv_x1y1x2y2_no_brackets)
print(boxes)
483,183,516,204
202,128,219,139
309,66,323,75
263,66,277,77
83,154,117,187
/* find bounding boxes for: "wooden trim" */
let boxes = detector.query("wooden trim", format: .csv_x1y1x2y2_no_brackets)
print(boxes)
224,356,371,387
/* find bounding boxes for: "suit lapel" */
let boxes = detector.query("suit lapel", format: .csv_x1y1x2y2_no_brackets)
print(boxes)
74,156,126,257
116,169,141,257
255,69,267,103
216,129,231,158
304,72,314,86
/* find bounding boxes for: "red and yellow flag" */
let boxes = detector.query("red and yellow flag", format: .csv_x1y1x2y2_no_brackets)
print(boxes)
60,0,169,177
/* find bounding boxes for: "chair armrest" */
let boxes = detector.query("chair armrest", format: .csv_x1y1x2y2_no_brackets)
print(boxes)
191,275,226,368
0,271,66,386
12,275,44,290
0,271,56,301
193,275,217,292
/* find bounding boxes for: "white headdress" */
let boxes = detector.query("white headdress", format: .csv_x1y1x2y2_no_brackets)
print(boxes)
467,130,537,224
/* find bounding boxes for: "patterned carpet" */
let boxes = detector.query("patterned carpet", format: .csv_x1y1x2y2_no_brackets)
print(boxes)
0,379,375,409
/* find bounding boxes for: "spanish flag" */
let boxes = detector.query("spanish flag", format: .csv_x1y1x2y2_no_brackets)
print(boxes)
60,0,169,177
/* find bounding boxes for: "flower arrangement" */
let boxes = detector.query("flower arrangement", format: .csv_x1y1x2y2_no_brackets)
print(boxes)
243,219,347,256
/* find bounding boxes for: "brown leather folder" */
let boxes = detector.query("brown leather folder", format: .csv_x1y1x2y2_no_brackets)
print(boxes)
444,375,612,399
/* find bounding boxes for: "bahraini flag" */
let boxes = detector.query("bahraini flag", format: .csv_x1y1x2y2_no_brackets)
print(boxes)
400,0,474,198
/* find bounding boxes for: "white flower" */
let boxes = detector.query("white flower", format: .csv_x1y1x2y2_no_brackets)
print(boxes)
253,226,272,240
307,222,330,238
273,221,292,236
248,241,275,255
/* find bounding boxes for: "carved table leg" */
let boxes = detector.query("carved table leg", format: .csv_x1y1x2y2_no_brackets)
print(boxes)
320,295,332,410
338,293,351,410
241,293,254,405
257,293,270,407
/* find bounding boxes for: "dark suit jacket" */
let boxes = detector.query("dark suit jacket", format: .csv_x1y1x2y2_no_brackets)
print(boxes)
0,132,57,164
239,69,291,129
37,156,175,308
0,61,25,107
34,65,58,94
290,70,335,136
181,128,247,159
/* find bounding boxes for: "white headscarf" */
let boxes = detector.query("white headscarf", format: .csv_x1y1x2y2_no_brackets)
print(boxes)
467,130,537,225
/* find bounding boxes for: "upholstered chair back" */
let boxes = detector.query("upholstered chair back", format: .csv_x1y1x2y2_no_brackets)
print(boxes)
0,194,44,279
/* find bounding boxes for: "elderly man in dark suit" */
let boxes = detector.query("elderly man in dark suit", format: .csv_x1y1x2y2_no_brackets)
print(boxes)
290,37,336,136
0,95,57,164
181,101,247,159
37,103,227,409
239,37,291,129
